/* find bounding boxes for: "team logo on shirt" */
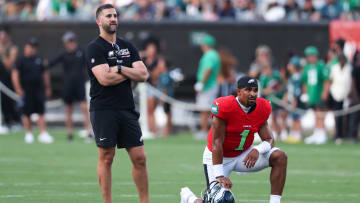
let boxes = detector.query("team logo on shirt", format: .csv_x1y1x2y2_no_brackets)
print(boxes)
117,48,130,58
211,104,219,115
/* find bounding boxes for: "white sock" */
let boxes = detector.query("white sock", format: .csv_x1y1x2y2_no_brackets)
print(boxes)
188,196,198,203
270,194,281,203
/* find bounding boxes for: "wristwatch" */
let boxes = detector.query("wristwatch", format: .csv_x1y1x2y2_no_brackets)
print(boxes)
117,65,122,73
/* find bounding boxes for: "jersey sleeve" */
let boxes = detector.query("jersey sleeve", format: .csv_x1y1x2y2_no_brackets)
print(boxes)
202,55,216,71
262,99,272,123
211,98,228,121
86,43,107,69
127,41,141,63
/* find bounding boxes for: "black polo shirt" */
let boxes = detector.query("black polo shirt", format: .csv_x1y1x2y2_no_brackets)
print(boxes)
86,36,141,111
14,55,45,91
352,66,360,96
48,48,87,87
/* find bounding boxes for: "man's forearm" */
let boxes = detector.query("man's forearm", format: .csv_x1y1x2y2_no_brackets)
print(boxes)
212,144,224,165
106,66,128,85
120,65,148,82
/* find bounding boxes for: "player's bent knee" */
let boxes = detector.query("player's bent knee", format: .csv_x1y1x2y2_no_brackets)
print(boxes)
133,154,147,168
270,150,287,167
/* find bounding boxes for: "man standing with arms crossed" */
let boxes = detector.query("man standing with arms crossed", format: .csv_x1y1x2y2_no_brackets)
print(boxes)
85,4,149,203
181,76,287,203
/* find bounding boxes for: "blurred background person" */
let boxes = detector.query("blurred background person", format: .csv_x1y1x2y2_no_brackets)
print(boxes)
234,0,258,21
11,38,53,144
328,53,352,144
218,0,236,20
284,0,300,21
157,57,175,137
327,38,345,70
349,51,360,142
320,0,344,20
47,31,92,141
299,0,321,21
283,56,303,143
141,37,161,135
259,61,287,140
194,33,220,140
262,0,286,22
302,46,330,145
0,27,21,131
185,0,203,20
249,45,272,79
216,47,239,97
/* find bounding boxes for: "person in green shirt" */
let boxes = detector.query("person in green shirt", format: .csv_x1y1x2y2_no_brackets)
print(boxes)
259,62,287,141
194,34,221,139
301,46,330,144
283,56,304,143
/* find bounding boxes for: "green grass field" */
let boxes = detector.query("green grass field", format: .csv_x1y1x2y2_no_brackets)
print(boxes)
0,130,359,203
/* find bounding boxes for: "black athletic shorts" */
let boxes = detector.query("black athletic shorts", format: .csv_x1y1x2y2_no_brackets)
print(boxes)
23,90,45,116
90,109,143,149
63,83,86,104
163,102,171,113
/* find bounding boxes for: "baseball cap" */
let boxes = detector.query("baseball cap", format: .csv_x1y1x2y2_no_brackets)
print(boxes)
27,37,38,47
62,31,76,42
237,76,258,89
289,56,301,67
201,34,215,47
304,46,319,56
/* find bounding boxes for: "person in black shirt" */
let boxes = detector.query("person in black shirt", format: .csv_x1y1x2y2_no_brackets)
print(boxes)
0,27,21,130
48,31,92,141
86,4,149,203
11,38,54,144
349,53,360,142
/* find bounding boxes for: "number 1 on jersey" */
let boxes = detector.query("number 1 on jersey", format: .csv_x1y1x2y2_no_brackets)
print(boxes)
235,130,250,150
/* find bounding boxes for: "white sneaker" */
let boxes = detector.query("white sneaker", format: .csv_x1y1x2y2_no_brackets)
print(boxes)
314,130,327,145
180,187,195,203
304,134,316,144
280,130,288,141
38,132,54,144
24,133,34,144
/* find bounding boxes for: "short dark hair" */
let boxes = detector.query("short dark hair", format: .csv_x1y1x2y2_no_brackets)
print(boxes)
96,4,115,19
335,38,345,50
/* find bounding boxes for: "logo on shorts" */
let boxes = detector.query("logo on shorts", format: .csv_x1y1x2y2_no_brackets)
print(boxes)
91,58,95,64
99,137,107,141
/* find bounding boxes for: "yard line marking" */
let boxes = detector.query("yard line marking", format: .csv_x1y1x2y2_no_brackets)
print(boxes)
288,169,360,176
118,194,176,198
0,195,24,198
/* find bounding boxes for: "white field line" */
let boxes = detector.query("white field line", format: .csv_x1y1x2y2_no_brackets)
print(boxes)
3,176,359,188
0,195,24,198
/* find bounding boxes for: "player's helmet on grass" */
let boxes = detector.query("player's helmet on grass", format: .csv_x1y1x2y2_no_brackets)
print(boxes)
203,181,235,203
